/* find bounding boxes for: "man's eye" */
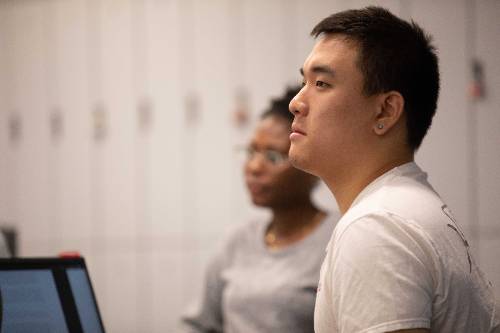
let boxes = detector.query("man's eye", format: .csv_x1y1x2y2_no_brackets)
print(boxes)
316,81,328,88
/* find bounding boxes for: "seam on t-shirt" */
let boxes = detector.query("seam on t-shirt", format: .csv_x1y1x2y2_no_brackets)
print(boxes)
382,210,443,291
358,317,430,333
492,297,499,330
333,210,401,252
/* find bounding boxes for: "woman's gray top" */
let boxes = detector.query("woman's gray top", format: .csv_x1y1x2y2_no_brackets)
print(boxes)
181,213,338,333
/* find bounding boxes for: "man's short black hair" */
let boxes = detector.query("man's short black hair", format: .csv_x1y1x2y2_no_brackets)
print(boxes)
311,6,440,150
261,86,301,124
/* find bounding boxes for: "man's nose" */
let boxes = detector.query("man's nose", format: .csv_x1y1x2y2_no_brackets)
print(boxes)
289,89,308,117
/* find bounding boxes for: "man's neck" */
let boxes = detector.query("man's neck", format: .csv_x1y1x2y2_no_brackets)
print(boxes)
324,155,414,215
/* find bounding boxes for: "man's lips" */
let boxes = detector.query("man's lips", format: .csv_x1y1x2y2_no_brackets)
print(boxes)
291,124,306,138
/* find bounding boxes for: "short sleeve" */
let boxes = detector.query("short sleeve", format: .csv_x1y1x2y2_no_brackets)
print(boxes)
180,223,249,333
328,212,436,333
180,230,240,333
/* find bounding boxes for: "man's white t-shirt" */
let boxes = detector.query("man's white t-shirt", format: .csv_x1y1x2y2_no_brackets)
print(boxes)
315,162,500,333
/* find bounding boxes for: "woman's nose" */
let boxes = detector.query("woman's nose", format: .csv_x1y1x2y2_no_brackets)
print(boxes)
246,153,266,174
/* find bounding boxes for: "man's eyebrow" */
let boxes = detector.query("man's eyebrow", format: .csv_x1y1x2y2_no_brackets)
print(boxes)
300,66,335,77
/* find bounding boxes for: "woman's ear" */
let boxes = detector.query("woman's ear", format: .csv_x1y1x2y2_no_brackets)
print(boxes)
373,91,405,135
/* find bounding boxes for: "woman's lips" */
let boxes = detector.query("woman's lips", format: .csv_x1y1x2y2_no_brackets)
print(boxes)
247,182,267,196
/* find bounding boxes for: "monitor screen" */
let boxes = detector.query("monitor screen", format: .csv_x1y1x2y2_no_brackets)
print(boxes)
0,258,105,333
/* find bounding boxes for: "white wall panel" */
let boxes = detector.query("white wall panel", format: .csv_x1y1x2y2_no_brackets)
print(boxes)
49,0,93,246
151,249,184,332
104,248,138,332
242,0,297,113
135,250,154,332
146,0,185,236
192,0,236,236
6,2,53,251
0,3,14,224
99,0,136,240
85,251,109,331
343,0,401,13
475,0,500,299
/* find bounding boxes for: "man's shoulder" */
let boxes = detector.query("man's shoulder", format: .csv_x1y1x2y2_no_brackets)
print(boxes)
332,191,451,259
349,176,446,227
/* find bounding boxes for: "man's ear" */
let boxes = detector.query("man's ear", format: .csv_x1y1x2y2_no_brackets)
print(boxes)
373,91,405,135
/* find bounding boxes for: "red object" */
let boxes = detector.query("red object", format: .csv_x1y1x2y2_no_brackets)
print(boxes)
59,251,82,258
469,59,486,100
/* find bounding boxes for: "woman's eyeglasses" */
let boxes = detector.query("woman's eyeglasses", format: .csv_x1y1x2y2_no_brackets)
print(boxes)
236,146,289,166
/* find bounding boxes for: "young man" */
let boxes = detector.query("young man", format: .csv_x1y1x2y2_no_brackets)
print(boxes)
289,6,499,333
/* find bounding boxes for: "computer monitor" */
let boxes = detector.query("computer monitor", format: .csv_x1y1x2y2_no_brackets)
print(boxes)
0,257,105,333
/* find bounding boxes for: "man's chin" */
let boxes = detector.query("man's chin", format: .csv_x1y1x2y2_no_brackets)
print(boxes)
288,156,301,169
288,152,314,174
288,146,300,165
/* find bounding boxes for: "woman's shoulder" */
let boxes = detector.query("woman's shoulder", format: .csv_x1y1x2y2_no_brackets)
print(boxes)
217,218,267,253
318,211,340,236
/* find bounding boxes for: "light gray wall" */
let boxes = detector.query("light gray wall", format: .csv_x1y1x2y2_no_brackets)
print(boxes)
0,0,499,331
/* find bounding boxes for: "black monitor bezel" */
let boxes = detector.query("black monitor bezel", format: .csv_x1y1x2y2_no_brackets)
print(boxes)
0,257,106,333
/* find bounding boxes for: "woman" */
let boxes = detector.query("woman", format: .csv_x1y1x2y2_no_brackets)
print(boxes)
181,86,338,333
